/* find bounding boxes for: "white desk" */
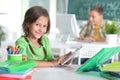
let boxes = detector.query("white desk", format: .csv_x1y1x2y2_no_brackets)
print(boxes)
32,65,107,80
50,40,111,55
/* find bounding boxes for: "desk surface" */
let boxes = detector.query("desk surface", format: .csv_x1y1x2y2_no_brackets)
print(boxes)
51,40,120,53
50,40,120,48
32,65,107,80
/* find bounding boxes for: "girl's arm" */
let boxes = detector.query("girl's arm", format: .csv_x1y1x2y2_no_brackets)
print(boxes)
35,55,66,67
36,52,72,67
28,52,72,68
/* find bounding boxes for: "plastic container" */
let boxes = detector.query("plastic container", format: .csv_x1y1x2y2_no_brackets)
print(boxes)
8,54,22,61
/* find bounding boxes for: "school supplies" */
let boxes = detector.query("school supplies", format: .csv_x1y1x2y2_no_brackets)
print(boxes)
76,46,120,72
101,62,120,72
0,71,33,80
99,62,120,79
8,54,22,61
0,60,37,73
100,72,120,80
110,72,120,78
12,68,32,74
0,77,17,80
0,69,34,78
0,75,32,80
6,45,24,61
6,45,24,54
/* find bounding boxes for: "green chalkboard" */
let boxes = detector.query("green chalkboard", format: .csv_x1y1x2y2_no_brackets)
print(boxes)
68,0,120,21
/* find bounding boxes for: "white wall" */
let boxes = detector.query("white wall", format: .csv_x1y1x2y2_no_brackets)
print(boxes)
0,0,22,44
0,0,22,60
48,0,57,40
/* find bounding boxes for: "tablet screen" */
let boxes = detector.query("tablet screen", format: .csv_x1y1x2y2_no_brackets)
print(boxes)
60,46,82,65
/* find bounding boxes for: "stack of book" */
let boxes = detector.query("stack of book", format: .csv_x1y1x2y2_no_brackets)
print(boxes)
0,60,37,80
100,61,120,80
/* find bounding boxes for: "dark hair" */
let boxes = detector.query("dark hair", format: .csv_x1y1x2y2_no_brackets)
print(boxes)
22,6,50,36
90,6,104,15
22,6,50,60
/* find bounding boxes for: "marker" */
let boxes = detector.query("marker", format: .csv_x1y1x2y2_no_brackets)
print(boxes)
8,48,12,54
18,48,24,54
15,48,20,54
15,45,18,51
12,46,16,54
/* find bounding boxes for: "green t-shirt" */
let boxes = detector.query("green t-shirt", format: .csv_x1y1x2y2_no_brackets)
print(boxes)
15,35,54,61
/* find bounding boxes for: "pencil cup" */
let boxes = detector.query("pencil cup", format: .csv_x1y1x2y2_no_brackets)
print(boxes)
8,54,22,61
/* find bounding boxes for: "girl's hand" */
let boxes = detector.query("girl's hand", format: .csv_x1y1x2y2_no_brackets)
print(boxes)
22,54,28,61
62,51,73,65
57,51,72,65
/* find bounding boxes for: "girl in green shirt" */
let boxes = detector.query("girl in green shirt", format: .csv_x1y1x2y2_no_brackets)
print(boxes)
16,6,71,67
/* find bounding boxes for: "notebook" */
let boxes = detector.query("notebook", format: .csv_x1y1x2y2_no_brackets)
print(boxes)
0,75,32,80
0,60,37,73
11,68,32,74
0,69,34,78
101,61,120,72
100,72,120,80
0,77,17,80
110,72,120,78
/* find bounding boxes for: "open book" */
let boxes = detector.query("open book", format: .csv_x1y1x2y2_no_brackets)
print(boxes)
76,46,120,72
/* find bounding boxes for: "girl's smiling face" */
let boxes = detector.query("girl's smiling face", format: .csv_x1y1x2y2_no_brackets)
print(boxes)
28,16,48,39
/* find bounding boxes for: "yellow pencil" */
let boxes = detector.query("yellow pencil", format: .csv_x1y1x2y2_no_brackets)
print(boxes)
15,45,18,51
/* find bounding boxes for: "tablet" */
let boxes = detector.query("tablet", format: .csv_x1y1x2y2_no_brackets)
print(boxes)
60,46,82,65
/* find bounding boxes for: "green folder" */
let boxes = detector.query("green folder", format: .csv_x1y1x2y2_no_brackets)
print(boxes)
76,46,120,73
0,60,37,73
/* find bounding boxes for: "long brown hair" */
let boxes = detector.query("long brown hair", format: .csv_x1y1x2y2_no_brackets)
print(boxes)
22,6,50,35
22,6,50,60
